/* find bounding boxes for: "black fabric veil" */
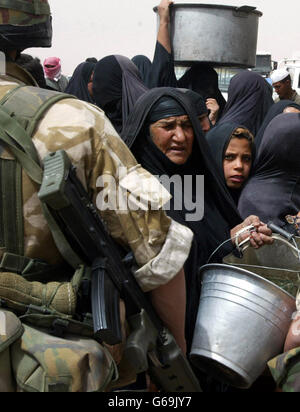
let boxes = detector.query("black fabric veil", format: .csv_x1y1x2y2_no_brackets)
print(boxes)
122,87,242,349
238,113,300,228
177,63,226,118
65,62,95,103
92,55,148,134
255,100,300,152
219,71,274,136
132,41,178,89
206,122,256,204
131,55,153,87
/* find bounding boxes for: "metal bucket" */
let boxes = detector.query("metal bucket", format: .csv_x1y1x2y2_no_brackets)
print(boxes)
190,264,296,389
154,4,263,68
223,234,300,297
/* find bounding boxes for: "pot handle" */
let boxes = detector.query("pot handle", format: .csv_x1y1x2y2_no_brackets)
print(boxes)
233,6,257,17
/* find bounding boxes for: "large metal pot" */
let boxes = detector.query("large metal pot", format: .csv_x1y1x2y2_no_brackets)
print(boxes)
190,264,296,389
154,4,262,68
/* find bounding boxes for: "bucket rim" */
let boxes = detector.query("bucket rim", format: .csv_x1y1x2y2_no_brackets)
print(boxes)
154,4,263,17
200,263,296,301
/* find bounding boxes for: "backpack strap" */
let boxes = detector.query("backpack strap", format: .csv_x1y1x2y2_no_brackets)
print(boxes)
0,85,74,136
0,86,82,271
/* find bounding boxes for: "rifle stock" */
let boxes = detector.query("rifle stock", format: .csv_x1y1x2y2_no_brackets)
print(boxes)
38,150,202,392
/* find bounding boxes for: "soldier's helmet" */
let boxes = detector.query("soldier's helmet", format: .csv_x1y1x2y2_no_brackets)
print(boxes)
0,0,52,51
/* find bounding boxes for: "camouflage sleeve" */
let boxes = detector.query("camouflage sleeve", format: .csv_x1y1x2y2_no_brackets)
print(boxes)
268,348,300,392
268,289,300,392
88,106,193,291
32,99,193,290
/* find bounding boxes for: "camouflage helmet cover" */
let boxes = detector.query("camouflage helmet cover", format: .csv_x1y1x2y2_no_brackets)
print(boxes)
0,0,52,50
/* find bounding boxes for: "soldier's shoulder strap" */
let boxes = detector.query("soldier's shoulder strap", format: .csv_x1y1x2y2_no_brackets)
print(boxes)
0,85,74,136
0,85,81,271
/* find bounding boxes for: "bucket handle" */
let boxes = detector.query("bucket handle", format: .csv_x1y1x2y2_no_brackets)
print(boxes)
233,6,257,18
238,234,300,260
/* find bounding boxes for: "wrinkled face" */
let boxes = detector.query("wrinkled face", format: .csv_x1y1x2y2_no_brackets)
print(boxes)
283,106,300,114
273,79,291,99
150,115,194,165
223,137,252,189
198,114,211,134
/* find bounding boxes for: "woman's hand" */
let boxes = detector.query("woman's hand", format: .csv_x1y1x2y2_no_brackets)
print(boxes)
157,0,173,24
231,215,274,249
206,98,219,125
157,0,174,53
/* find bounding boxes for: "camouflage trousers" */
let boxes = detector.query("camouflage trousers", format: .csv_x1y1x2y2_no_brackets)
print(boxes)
0,310,118,392
268,348,300,392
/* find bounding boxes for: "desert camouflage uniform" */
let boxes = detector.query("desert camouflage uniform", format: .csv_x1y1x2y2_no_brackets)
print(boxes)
268,291,300,392
0,64,193,391
0,64,193,291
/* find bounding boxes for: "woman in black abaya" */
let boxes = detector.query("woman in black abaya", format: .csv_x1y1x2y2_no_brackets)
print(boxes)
177,63,227,120
238,112,300,232
122,87,273,352
218,71,274,136
92,55,148,134
65,61,95,103
131,55,153,87
255,100,300,151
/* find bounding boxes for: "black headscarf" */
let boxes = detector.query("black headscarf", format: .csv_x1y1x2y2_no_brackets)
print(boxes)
122,87,241,350
218,71,274,136
65,62,95,103
132,41,178,89
131,55,153,87
206,122,255,204
255,100,300,151
178,89,208,117
92,55,148,134
177,62,226,118
238,113,300,229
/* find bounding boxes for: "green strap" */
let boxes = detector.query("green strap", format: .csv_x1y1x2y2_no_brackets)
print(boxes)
0,134,82,267
0,0,50,15
0,252,30,274
41,203,83,269
27,93,75,137
0,135,81,268
0,88,81,269
0,128,42,184
0,85,24,106
0,158,23,255
0,108,40,163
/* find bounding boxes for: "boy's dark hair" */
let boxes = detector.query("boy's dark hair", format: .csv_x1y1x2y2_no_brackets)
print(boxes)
16,53,48,89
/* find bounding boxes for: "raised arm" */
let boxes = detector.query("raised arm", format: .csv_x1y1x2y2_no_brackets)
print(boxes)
157,0,173,54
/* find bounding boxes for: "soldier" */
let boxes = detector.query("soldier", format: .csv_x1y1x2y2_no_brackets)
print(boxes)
0,1,193,392
268,293,300,392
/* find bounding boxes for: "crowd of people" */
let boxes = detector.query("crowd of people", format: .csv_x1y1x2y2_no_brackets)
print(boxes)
0,0,300,393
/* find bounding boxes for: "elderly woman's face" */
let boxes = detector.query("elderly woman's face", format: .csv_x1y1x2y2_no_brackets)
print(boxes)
150,115,194,165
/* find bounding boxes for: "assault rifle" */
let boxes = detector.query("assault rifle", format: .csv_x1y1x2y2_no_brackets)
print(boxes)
38,150,201,392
